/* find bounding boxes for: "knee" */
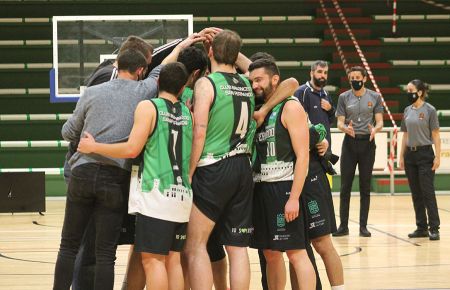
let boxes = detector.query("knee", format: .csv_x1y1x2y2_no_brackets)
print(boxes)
286,250,308,265
263,250,283,264
312,236,333,256
141,253,165,268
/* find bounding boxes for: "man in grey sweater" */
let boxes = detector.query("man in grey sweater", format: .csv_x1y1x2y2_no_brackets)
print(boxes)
53,33,205,290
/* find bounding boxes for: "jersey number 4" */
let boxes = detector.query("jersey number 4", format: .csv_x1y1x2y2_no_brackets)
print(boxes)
235,101,249,138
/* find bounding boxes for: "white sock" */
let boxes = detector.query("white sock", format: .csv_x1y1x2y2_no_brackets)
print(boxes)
331,285,345,290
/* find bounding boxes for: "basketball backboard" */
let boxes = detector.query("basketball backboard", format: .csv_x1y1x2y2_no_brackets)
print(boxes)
51,15,193,102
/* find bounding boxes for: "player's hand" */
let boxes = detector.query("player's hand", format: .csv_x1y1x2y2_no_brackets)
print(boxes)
368,124,376,141
200,27,222,53
253,108,268,128
345,120,355,138
321,99,332,111
316,138,329,156
77,132,96,154
199,27,222,42
179,33,206,49
399,156,404,170
432,157,440,171
284,198,299,223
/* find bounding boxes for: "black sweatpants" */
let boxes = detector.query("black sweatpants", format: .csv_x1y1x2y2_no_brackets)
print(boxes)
339,135,376,227
404,146,440,231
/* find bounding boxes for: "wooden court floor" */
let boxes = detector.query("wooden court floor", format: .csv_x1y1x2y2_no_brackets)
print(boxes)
1,195,449,290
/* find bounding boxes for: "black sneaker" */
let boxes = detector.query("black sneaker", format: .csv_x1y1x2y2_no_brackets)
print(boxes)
408,229,429,238
359,226,372,237
332,226,349,237
429,229,440,241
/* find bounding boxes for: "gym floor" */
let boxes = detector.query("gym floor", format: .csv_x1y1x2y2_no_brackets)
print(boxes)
1,195,449,290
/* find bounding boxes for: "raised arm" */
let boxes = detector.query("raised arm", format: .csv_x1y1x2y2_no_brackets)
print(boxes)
281,100,309,222
77,100,156,158
161,33,206,65
189,77,214,179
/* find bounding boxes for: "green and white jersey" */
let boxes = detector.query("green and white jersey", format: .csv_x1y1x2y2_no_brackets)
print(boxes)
180,87,193,106
198,72,256,167
253,97,299,183
129,98,193,223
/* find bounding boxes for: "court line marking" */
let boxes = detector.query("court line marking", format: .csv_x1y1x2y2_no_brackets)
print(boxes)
336,215,422,246
438,207,450,213
0,252,54,264
32,221,59,227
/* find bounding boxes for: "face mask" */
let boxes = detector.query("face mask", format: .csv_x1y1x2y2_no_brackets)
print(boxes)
313,77,327,88
351,80,364,91
407,92,419,104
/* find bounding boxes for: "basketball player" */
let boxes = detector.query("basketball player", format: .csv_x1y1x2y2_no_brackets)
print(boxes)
77,62,192,290
249,58,316,290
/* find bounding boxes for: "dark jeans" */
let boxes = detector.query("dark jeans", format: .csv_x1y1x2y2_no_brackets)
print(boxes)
404,146,440,231
53,163,130,290
72,219,96,290
65,154,97,290
339,135,376,227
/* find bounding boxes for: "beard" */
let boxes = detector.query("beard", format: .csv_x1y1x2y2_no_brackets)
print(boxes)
313,76,327,88
256,83,274,99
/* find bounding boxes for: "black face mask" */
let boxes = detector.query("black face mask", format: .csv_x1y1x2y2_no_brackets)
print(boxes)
351,80,364,91
407,92,419,104
313,77,327,88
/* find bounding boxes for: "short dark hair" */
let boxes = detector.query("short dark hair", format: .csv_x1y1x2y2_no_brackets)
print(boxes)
119,35,153,60
212,30,242,65
409,79,430,99
311,60,328,71
159,62,188,96
249,52,276,62
177,46,208,76
349,66,367,78
248,58,280,77
117,49,147,73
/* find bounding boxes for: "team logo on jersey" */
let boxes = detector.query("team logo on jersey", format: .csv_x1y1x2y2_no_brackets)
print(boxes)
308,200,320,215
367,101,373,108
277,213,286,228
419,112,425,120
232,77,239,84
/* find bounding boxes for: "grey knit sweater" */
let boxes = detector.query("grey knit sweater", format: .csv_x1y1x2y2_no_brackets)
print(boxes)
62,65,162,171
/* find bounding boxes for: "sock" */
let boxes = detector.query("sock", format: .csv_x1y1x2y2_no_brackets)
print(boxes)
331,285,345,290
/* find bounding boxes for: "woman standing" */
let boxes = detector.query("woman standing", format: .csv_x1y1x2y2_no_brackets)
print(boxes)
399,79,441,241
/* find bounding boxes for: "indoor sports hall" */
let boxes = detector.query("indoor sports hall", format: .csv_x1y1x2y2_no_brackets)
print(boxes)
0,0,449,289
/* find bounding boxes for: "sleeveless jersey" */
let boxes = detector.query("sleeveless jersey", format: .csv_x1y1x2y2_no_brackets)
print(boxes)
253,97,299,183
198,72,255,166
180,87,193,105
129,98,193,223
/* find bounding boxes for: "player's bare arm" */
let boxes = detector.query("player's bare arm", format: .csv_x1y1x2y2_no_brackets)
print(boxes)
282,100,309,222
189,77,214,179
